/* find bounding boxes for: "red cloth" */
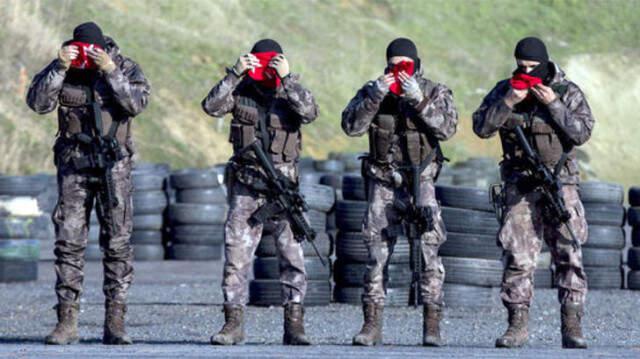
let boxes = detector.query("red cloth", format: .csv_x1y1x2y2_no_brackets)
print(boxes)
510,73,542,90
69,41,103,70
388,61,415,95
247,51,281,88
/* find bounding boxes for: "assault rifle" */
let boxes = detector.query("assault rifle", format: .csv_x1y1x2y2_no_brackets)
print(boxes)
247,141,326,266
513,125,580,250
395,164,434,307
72,95,122,234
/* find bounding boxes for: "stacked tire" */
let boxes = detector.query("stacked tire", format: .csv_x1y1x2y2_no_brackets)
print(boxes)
131,164,170,261
437,185,553,308
167,169,226,260
447,157,500,188
249,183,335,306
0,175,50,282
35,174,58,260
626,187,640,290
579,181,626,289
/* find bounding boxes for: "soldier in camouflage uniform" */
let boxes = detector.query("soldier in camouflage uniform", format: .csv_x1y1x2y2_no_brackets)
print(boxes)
472,37,594,349
342,38,458,347
26,22,150,345
202,39,318,346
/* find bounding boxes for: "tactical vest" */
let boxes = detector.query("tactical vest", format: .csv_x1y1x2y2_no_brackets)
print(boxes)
229,94,302,164
500,84,577,175
57,82,131,146
368,96,439,167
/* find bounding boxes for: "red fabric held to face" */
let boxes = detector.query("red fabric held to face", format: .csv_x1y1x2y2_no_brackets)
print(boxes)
248,51,281,89
510,73,543,90
386,60,415,95
69,41,103,70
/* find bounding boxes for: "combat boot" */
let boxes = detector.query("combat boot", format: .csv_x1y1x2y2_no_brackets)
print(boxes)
283,303,311,345
103,301,132,345
423,304,443,347
211,304,245,345
495,304,529,348
45,303,80,345
561,302,587,349
352,302,383,346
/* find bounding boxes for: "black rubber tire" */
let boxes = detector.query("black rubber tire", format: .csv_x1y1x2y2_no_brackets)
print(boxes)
256,232,332,257
313,160,345,173
335,200,367,232
629,187,640,207
435,185,493,212
438,232,501,260
336,231,410,264
535,268,553,288
133,215,164,231
0,260,38,282
249,280,331,307
0,239,40,261
133,244,165,261
85,244,102,261
581,248,621,267
632,228,640,247
442,257,502,287
168,203,226,225
301,184,335,212
0,175,47,196
307,210,327,233
628,207,640,227
584,225,626,249
443,284,496,308
583,203,625,227
171,225,224,245
342,175,367,201
332,286,409,307
298,157,315,171
584,266,622,289
176,188,226,204
167,244,222,260
170,169,219,189
627,247,640,270
132,173,166,191
253,257,331,281
0,215,52,239
130,230,163,245
441,207,500,236
319,174,342,189
627,270,640,290
326,211,336,231
133,190,168,215
133,162,171,175
578,181,624,204
299,172,324,185
333,261,412,287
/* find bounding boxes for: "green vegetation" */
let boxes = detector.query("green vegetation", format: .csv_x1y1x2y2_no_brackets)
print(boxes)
1,0,638,187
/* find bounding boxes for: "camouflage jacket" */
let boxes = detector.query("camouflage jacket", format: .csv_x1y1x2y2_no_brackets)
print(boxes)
26,37,151,160
202,70,318,167
341,71,458,180
472,62,594,184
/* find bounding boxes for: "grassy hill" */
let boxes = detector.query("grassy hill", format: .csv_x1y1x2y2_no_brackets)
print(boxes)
1,0,638,187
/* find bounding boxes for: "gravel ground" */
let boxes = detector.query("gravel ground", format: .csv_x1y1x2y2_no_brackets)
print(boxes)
0,261,639,358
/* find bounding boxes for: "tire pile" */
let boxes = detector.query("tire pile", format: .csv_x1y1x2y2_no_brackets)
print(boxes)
0,175,51,282
437,185,553,308
626,187,640,290
579,181,626,289
249,183,335,306
131,163,171,261
167,168,226,260
438,157,500,188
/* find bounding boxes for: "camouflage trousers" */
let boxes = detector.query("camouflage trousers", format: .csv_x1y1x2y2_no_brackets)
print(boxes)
499,183,588,306
362,165,446,306
222,163,306,306
53,156,134,305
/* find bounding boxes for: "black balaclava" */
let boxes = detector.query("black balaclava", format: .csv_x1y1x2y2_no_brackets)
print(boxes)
250,39,283,54
73,22,107,49
386,37,420,69
513,36,550,81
